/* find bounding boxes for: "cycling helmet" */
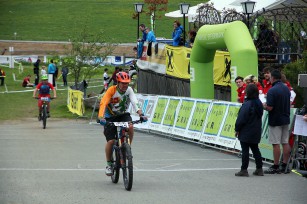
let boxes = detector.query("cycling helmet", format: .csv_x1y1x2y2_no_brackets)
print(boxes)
116,72,130,83
41,75,48,80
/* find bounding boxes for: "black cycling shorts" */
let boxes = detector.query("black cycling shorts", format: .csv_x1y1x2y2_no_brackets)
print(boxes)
104,113,132,142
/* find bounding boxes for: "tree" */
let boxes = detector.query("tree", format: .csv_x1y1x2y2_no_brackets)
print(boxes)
144,0,168,35
61,25,115,90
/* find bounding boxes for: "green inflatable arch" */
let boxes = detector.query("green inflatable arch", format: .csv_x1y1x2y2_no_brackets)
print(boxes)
190,21,258,102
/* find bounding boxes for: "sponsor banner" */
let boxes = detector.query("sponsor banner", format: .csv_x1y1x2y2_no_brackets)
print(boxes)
200,101,228,144
149,97,169,131
160,97,181,134
213,51,231,86
67,88,84,116
165,45,191,79
172,99,196,138
187,100,212,140
216,103,241,148
137,43,166,74
130,94,157,129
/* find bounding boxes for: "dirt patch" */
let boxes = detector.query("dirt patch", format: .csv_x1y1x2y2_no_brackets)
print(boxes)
0,40,136,57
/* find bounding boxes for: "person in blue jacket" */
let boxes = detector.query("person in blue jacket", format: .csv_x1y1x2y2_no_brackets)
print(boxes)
145,27,156,43
235,83,264,177
172,20,184,46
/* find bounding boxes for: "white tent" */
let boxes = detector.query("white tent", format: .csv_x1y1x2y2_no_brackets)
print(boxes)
164,0,306,22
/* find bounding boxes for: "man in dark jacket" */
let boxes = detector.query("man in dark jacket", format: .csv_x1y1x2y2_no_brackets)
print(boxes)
235,83,264,177
33,59,41,85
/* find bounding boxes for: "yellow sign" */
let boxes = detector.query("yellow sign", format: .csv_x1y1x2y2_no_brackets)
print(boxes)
213,51,231,86
165,45,191,79
67,88,85,116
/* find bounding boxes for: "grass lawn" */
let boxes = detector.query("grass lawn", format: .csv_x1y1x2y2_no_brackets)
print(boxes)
0,63,113,121
0,0,204,42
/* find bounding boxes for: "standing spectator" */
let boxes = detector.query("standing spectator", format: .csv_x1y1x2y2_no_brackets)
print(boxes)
103,68,109,89
239,75,263,103
188,29,197,48
235,83,264,177
262,67,273,95
48,59,56,87
145,27,156,56
22,75,34,87
33,59,41,85
137,24,147,58
263,69,291,174
172,20,183,46
41,66,47,76
0,68,5,86
61,66,69,86
108,67,120,86
235,76,246,103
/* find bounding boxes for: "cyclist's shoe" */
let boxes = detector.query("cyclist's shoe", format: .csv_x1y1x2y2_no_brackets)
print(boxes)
47,112,50,118
105,165,113,176
264,165,281,174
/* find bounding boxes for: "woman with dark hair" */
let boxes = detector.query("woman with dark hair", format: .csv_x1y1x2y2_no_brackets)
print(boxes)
235,83,264,177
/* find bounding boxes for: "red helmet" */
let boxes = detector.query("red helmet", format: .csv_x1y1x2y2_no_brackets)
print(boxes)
116,72,130,83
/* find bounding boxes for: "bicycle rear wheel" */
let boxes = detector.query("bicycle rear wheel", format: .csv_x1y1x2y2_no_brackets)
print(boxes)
42,104,47,129
122,143,133,191
111,147,120,183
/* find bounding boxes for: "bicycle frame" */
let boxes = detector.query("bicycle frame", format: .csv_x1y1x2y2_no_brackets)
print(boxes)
37,97,52,129
106,119,143,191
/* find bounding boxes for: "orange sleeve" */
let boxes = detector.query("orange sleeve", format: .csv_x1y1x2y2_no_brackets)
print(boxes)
98,86,116,118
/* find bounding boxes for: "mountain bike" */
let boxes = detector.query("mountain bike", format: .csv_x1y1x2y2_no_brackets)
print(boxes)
104,114,144,191
36,97,54,129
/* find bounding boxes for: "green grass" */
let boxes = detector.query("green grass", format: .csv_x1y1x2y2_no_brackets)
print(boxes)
0,0,203,42
0,63,114,121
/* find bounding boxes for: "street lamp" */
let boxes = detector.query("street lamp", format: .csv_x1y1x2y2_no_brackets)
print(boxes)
241,0,256,29
179,3,190,46
134,3,144,40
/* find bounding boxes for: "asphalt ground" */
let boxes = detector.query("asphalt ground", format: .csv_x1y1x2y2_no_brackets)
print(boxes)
0,118,306,204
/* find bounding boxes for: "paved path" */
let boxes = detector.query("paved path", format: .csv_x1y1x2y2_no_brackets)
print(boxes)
0,118,306,204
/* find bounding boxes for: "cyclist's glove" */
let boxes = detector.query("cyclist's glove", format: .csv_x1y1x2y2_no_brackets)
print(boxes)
140,114,148,122
99,119,107,126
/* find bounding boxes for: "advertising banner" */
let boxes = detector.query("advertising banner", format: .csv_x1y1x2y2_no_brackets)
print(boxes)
149,97,169,131
201,102,228,144
172,99,196,138
160,97,181,134
187,100,212,140
130,94,158,129
165,45,191,79
67,88,84,116
217,103,241,148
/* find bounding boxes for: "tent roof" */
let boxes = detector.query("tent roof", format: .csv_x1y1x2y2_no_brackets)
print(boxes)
164,0,307,19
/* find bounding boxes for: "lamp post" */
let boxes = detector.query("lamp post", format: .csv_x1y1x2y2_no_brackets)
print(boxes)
134,3,144,40
241,0,256,30
179,3,190,46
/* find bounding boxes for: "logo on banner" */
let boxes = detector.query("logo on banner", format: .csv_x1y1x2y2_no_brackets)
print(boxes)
166,50,174,72
223,57,231,85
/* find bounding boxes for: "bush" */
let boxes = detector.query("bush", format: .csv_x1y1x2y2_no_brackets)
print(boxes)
282,52,307,108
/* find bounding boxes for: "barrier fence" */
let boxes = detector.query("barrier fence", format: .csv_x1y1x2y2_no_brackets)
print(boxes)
69,90,296,161
128,94,297,161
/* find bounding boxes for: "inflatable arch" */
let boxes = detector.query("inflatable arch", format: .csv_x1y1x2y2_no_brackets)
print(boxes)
190,21,258,102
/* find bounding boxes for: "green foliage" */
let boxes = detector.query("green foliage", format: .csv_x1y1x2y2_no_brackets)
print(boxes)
283,52,307,107
60,24,115,88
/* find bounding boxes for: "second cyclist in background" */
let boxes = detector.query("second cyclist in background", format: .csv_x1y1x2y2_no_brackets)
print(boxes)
33,75,57,119
98,72,146,176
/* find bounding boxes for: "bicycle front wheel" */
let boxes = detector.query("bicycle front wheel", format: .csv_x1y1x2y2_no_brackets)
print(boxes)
122,143,133,191
111,147,120,183
42,104,47,129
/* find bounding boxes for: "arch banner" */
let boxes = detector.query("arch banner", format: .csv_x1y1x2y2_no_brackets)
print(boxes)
190,21,258,102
